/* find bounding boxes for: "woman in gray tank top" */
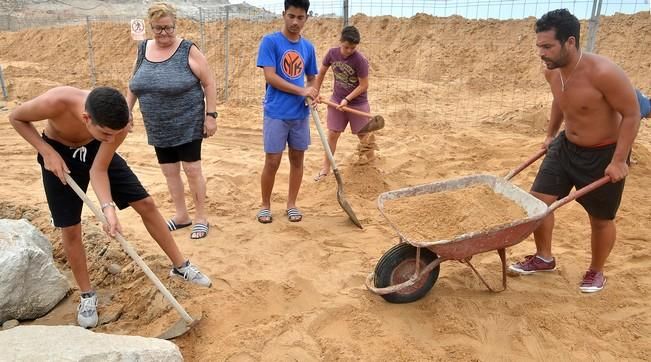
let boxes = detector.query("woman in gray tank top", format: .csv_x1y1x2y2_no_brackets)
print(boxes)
127,2,217,239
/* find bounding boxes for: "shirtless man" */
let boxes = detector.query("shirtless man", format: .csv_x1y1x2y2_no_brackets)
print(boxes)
9,86,212,328
508,9,640,293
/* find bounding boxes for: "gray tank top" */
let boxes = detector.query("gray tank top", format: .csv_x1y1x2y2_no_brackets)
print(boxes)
129,39,205,147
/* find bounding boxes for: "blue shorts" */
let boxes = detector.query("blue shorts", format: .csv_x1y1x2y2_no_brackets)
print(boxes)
263,115,310,153
636,89,650,118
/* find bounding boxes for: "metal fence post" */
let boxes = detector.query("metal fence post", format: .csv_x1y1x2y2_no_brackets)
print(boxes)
585,0,602,53
0,65,8,100
199,7,206,51
85,16,97,88
343,0,349,27
224,6,230,102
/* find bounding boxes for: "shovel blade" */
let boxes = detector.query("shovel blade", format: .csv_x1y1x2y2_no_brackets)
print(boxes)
156,312,202,340
333,170,363,229
359,115,385,133
337,190,363,229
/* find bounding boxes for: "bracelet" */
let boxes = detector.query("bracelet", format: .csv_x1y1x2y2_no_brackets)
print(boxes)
344,97,351,103
100,202,116,211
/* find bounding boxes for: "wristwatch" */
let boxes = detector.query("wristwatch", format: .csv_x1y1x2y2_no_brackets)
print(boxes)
100,201,116,212
206,111,218,118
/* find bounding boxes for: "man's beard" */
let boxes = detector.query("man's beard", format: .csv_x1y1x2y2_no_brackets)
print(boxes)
541,47,569,69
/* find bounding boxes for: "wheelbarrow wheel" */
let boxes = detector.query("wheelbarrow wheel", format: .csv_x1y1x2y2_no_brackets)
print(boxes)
374,243,439,304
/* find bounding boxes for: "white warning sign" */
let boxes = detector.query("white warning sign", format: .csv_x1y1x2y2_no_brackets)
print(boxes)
130,19,145,41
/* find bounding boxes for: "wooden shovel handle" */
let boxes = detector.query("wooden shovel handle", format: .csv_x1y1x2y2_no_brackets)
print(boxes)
64,174,194,324
321,98,374,118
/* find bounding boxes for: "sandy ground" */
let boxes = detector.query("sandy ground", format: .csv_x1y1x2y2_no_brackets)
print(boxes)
1,11,651,361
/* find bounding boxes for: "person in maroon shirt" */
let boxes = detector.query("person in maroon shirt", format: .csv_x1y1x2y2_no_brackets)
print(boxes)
313,25,374,181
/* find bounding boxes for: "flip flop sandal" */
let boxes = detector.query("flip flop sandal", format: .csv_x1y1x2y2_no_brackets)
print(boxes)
166,218,192,231
313,172,328,182
286,207,303,222
257,209,273,224
190,223,209,239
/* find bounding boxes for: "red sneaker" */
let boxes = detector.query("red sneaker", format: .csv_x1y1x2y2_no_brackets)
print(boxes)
508,255,556,275
579,270,606,293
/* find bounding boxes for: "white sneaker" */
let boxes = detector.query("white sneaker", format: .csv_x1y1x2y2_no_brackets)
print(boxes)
170,261,212,287
77,293,98,328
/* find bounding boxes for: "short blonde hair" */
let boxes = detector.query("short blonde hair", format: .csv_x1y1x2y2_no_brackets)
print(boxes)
148,2,177,21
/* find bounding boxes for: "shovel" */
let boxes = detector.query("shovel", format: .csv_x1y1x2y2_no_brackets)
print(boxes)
64,174,200,339
321,99,385,133
309,106,363,229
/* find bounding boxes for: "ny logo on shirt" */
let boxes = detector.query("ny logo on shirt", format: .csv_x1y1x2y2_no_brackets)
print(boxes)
282,50,304,79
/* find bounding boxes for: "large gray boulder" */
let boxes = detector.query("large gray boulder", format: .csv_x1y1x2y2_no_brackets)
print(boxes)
0,219,69,323
0,325,183,361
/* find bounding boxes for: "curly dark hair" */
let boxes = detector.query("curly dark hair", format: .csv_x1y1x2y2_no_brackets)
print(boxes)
535,9,580,50
84,87,129,130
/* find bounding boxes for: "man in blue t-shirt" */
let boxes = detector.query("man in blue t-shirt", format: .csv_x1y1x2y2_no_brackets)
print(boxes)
255,0,318,224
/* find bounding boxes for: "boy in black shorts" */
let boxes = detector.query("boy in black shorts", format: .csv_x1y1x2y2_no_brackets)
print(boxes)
9,86,212,328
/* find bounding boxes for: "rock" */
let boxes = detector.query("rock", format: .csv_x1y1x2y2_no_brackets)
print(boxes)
107,263,122,275
20,211,35,221
2,320,18,330
98,304,124,326
104,248,122,261
0,219,69,323
0,325,182,361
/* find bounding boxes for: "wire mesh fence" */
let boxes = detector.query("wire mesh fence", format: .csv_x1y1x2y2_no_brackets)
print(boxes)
0,0,649,125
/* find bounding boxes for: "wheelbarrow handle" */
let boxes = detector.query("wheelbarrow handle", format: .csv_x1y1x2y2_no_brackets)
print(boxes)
321,98,374,118
548,175,612,212
504,148,547,181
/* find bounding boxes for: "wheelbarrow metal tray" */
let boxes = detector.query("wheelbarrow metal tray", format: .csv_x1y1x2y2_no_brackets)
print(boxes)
377,174,548,260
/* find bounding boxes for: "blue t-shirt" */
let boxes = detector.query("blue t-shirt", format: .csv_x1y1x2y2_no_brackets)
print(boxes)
257,32,318,120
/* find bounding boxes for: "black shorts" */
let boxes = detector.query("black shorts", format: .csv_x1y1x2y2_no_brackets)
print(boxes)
154,139,202,164
531,131,626,220
38,134,149,228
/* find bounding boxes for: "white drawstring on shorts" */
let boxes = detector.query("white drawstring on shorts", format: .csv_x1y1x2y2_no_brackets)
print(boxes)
72,146,87,163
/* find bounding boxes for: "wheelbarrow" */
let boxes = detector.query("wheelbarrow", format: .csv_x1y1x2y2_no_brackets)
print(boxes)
365,149,611,303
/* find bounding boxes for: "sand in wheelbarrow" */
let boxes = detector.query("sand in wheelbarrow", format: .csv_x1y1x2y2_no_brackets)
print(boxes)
384,184,528,241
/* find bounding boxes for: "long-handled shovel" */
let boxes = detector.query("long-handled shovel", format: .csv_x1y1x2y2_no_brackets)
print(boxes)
309,107,363,229
64,174,200,339
321,99,385,133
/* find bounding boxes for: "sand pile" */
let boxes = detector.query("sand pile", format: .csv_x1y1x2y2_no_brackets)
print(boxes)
384,184,528,241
